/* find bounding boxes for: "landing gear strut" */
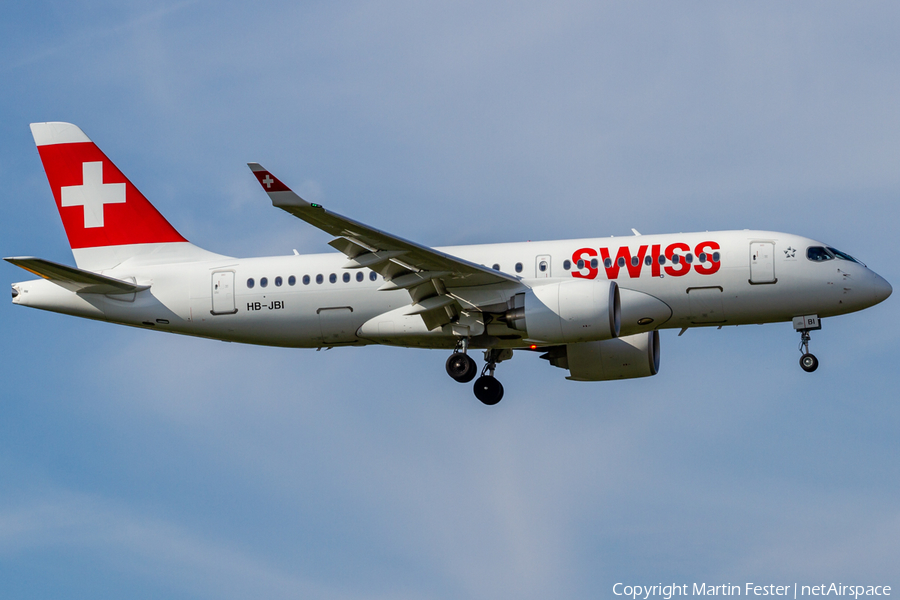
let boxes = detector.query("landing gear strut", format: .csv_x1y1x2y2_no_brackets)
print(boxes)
799,330,818,372
446,338,477,383
472,349,512,406
793,315,821,373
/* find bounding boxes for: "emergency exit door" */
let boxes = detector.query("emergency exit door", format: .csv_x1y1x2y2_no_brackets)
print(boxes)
749,242,776,284
211,271,237,314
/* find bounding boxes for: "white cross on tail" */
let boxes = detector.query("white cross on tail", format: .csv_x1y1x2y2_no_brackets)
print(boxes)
60,161,126,228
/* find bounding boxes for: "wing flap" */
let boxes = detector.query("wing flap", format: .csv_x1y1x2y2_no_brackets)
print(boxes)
5,257,149,295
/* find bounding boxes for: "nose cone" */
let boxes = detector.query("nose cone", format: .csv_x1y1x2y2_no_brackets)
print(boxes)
872,273,892,305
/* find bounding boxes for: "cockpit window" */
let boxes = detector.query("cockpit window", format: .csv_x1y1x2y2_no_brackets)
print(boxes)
827,247,865,266
806,247,834,262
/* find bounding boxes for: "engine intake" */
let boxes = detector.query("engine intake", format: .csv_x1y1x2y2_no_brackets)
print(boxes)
503,280,620,344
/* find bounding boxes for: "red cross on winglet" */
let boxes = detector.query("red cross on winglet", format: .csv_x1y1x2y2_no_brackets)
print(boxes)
250,169,291,192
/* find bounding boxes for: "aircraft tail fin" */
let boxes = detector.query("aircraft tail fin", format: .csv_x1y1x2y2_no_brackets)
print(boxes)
30,122,222,270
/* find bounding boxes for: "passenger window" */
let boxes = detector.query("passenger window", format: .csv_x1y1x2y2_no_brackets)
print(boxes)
698,252,707,263
631,256,639,267
604,258,612,268
515,262,523,273
563,260,571,270
247,278,255,289
369,271,377,281
303,275,310,285
316,274,323,284
356,272,364,282
275,276,283,287
492,263,500,271
712,252,720,262
577,259,585,269
590,258,598,269
672,255,680,264
260,277,268,288
807,247,833,262
288,275,296,286
617,257,625,268
329,273,337,283
685,254,693,264
644,255,652,266
658,255,666,265
539,261,548,272
343,272,350,283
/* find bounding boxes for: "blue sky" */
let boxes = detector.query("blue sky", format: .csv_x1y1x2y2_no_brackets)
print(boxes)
2,2,899,598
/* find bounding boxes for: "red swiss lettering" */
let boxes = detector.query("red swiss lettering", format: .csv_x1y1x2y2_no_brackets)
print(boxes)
693,241,721,275
664,242,691,277
571,248,598,279
651,244,662,277
598,245,649,279
574,241,720,279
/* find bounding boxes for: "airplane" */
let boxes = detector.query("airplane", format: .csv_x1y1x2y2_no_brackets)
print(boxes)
7,122,893,405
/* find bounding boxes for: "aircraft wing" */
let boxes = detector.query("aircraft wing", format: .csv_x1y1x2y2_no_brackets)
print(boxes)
5,257,149,295
248,163,520,329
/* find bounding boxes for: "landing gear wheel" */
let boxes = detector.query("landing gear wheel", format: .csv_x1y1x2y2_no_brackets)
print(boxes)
800,353,819,373
473,375,504,405
446,352,477,383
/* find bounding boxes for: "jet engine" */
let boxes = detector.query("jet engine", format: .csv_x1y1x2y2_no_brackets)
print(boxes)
503,280,620,344
541,331,660,381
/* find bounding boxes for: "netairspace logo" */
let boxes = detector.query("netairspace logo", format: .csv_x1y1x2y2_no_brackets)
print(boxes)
612,583,892,600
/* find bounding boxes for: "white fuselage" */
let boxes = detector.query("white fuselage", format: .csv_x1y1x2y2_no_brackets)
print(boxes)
11,230,890,349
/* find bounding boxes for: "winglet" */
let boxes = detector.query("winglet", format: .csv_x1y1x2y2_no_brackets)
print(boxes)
247,163,311,209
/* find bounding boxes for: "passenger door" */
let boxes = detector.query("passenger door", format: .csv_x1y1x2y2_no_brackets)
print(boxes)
749,242,776,284
211,271,237,315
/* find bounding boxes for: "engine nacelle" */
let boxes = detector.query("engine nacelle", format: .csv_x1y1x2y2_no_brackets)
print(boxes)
544,331,660,381
504,280,620,344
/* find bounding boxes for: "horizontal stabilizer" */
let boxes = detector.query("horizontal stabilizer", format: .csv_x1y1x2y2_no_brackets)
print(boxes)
4,257,149,294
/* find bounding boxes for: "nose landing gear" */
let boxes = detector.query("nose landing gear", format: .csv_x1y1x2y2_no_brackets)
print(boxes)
798,329,819,372
793,315,822,373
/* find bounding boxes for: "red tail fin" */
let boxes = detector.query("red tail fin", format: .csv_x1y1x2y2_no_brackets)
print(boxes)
31,122,187,251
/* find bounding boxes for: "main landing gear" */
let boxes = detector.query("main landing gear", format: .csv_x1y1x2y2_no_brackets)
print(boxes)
793,314,822,373
473,349,508,406
445,342,511,405
446,352,477,383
